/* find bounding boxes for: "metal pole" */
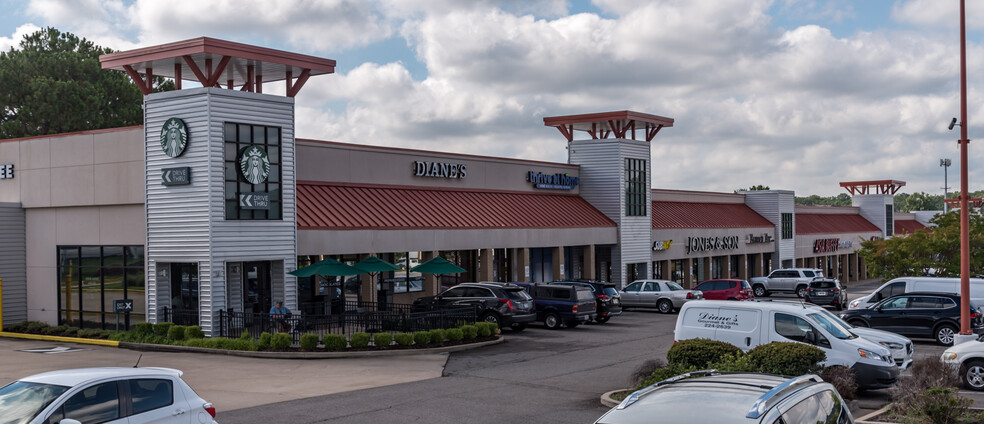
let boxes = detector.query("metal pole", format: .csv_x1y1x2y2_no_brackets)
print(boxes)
959,0,972,336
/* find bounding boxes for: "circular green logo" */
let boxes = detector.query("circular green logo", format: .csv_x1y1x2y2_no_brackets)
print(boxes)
159,118,188,158
239,145,271,184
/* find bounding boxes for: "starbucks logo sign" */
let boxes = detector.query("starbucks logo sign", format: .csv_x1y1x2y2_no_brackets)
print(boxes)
239,145,271,184
159,118,188,158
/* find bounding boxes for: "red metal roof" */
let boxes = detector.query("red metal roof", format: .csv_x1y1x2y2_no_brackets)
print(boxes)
896,220,928,235
297,182,616,230
796,213,880,235
651,201,773,229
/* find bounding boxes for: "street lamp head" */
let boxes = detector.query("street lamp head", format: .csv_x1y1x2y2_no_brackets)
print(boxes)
949,117,958,130
941,158,952,167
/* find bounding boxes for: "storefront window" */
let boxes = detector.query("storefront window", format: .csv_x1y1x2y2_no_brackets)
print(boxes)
223,122,283,220
625,158,647,216
57,246,145,329
671,260,685,284
885,205,894,236
782,213,793,239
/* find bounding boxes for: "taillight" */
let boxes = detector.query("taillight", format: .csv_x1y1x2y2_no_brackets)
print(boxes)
573,304,578,313
686,292,694,299
204,402,216,418
972,311,980,320
831,288,840,292
499,298,515,310
597,294,609,301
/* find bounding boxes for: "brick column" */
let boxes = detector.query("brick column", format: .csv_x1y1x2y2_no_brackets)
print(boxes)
660,260,671,279
584,245,596,280
684,257,694,288
515,248,530,282
702,258,711,281
738,254,748,280
359,253,375,304
422,251,438,295
478,248,493,282
552,246,565,281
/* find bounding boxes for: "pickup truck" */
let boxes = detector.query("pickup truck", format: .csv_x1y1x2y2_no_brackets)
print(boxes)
513,282,596,329
749,268,823,298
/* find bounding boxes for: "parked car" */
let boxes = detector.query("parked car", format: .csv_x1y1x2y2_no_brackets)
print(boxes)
619,280,703,314
848,276,984,309
0,367,217,424
693,279,754,301
593,371,854,424
411,282,536,331
513,282,597,329
942,334,984,391
749,268,823,298
677,299,900,389
805,278,848,310
549,280,622,323
839,292,984,345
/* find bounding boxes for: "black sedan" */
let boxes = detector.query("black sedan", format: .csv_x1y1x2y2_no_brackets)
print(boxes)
838,291,984,345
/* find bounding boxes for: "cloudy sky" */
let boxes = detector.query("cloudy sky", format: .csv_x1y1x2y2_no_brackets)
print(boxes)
1,0,982,196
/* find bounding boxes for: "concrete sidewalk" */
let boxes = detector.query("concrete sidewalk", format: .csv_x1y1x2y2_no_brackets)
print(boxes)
0,338,449,413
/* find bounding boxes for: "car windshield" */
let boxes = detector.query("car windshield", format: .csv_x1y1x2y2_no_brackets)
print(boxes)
665,282,685,291
806,311,857,340
741,280,751,289
504,289,531,301
576,289,595,301
0,381,70,424
810,281,836,289
603,287,619,296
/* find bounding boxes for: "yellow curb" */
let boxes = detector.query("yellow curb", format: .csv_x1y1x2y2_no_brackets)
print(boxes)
0,332,120,347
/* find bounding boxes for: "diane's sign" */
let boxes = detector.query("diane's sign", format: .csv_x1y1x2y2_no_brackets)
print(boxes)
696,312,741,329
413,161,467,179
687,236,740,254
652,240,673,251
528,171,579,190
0,164,12,179
745,233,773,244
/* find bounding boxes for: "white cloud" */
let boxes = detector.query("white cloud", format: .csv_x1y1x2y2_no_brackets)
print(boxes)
0,23,42,51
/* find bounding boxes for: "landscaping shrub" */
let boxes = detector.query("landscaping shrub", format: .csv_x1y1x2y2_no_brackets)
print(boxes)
446,328,463,342
45,325,67,335
135,322,154,336
890,386,983,424
413,331,431,346
350,332,371,349
631,359,667,385
201,338,222,349
270,333,292,350
240,330,253,340
373,332,392,347
323,334,347,351
26,321,49,334
635,363,699,390
820,365,857,401
257,332,273,350
299,333,319,351
185,326,205,339
394,333,413,346
152,322,174,337
891,357,962,416
230,339,257,351
475,323,492,337
167,325,186,341
428,329,446,344
707,353,756,373
461,325,478,340
184,338,206,348
76,329,101,339
666,338,742,370
746,342,825,376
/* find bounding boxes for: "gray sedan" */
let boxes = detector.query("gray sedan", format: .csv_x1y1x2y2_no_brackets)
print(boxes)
619,280,703,313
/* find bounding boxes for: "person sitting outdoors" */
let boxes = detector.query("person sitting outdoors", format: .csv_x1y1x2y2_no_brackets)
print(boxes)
270,300,292,333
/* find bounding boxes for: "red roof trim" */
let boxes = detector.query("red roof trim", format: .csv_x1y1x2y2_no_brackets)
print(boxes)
543,110,675,127
895,220,928,235
651,201,774,229
796,213,880,235
100,37,336,73
0,125,143,144
297,138,579,168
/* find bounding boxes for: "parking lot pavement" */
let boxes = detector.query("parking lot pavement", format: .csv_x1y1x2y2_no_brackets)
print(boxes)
0,338,448,412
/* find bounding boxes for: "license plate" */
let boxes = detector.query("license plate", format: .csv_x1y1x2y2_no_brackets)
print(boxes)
816,291,827,296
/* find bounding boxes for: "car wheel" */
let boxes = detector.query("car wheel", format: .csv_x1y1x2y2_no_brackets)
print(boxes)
753,285,768,297
566,320,580,328
510,323,527,332
480,312,502,328
795,285,807,298
596,315,610,323
658,299,673,314
936,324,957,346
544,312,561,329
848,319,868,328
963,360,984,391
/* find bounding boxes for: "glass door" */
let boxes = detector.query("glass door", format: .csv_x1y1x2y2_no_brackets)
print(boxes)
243,262,272,314
169,263,199,326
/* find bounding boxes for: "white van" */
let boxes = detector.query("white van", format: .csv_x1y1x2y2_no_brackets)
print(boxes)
848,277,984,310
675,300,905,389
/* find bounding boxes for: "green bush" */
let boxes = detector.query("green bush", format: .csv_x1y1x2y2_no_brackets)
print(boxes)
635,363,699,389
45,325,65,335
394,333,413,346
300,333,320,351
63,326,80,336
77,329,101,339
428,329,446,344
185,326,205,339
707,353,756,373
350,332,371,349
270,333,292,350
323,334,347,351
475,323,492,337
257,332,273,350
25,321,49,334
135,322,154,336
747,342,825,376
413,331,431,345
153,322,174,337
167,325,186,341
228,339,257,351
373,332,392,347
446,328,463,342
461,325,478,340
890,386,983,424
184,338,206,348
201,338,221,349
667,339,742,370
240,330,253,341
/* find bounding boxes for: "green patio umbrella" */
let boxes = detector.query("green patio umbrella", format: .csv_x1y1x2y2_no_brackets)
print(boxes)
353,256,402,273
288,257,363,277
410,256,466,274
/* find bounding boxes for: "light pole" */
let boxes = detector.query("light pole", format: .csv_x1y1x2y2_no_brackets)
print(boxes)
941,158,952,213
953,0,973,342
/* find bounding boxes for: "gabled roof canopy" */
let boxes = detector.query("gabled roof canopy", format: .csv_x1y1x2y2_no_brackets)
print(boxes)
543,110,674,142
839,180,906,195
100,37,335,97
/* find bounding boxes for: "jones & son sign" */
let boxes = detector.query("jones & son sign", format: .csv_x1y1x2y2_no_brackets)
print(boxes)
528,171,579,190
413,161,467,179
686,236,740,254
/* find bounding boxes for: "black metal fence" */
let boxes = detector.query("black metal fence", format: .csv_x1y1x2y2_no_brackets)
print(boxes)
158,307,200,327
159,302,476,345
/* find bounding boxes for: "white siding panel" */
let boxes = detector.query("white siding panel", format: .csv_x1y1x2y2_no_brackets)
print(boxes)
0,203,27,324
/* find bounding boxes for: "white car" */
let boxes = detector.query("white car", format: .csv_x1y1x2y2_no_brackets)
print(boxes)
0,367,217,424
942,336,984,391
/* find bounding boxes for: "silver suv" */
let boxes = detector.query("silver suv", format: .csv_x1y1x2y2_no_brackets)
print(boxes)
594,371,853,424
750,268,824,298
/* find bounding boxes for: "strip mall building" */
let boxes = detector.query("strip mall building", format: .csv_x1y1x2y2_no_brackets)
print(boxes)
0,38,929,335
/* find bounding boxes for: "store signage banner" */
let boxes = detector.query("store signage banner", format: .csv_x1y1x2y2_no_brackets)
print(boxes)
161,167,191,186
413,161,467,179
160,117,189,158
813,238,840,253
0,164,12,179
745,233,773,244
239,192,270,210
652,240,673,251
528,171,579,190
686,236,740,254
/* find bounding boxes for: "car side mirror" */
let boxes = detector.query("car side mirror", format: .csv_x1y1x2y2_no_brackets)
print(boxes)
876,306,883,312
805,330,817,345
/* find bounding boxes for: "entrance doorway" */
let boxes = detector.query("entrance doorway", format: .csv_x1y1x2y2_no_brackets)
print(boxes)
243,262,272,314
169,263,199,326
